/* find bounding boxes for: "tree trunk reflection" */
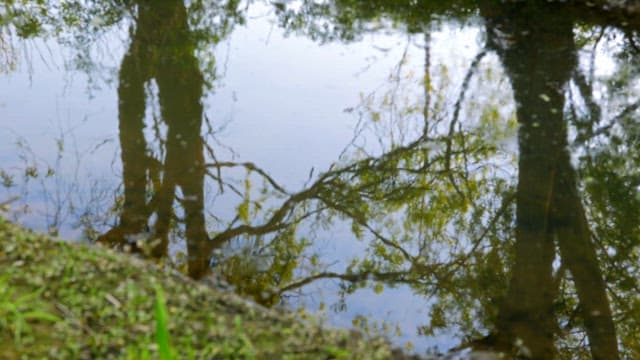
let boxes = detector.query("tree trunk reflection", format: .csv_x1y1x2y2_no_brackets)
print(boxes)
98,0,210,279
482,2,619,358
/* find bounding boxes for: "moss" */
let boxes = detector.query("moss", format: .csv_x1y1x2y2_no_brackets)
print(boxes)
0,217,398,359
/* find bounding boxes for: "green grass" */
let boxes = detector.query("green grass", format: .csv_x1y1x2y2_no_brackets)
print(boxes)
0,217,397,359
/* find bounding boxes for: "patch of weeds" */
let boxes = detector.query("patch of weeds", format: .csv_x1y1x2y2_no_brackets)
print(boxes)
0,274,60,347
228,315,257,358
0,218,398,359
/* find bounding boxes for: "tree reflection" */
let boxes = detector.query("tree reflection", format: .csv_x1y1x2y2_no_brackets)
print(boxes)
90,1,315,296
272,0,640,357
480,3,617,357
95,0,211,278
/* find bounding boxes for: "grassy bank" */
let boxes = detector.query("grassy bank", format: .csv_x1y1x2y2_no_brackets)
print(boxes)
0,217,403,359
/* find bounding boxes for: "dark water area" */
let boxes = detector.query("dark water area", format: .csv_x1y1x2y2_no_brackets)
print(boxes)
2,0,640,357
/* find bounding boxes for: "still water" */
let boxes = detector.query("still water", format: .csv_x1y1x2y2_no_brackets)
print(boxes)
2,1,640,358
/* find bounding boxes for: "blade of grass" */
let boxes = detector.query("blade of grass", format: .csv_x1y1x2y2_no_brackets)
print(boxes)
155,286,174,360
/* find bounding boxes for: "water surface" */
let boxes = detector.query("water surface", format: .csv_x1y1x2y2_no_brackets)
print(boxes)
2,1,640,357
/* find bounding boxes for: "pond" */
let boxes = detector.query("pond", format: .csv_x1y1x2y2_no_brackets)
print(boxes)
1,1,640,358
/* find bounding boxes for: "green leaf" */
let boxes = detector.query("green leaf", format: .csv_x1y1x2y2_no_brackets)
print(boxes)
322,344,351,358
237,201,249,223
21,310,59,322
373,283,384,294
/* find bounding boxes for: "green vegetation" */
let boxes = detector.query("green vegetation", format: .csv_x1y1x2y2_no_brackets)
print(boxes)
0,217,398,359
